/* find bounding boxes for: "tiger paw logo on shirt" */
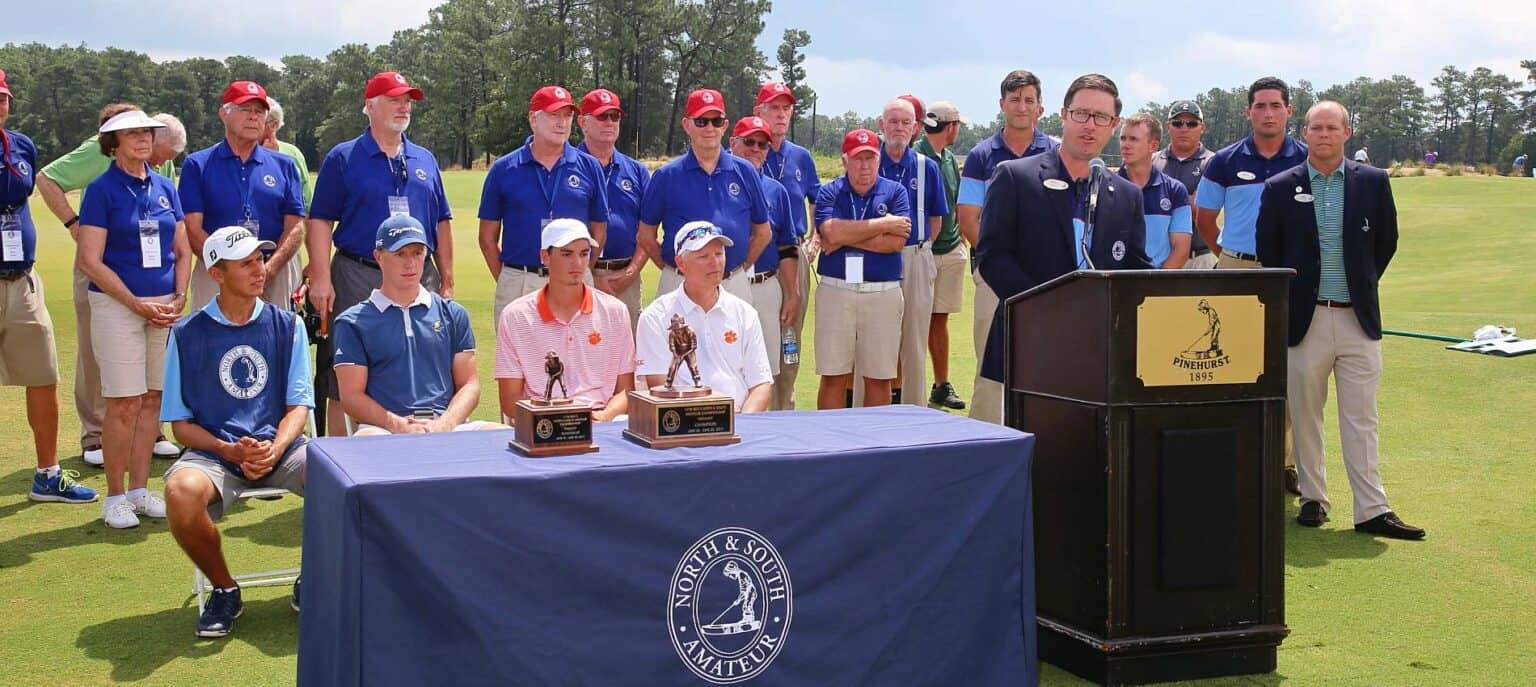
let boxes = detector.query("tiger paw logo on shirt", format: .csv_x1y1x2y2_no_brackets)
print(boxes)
724,330,738,344
588,331,601,346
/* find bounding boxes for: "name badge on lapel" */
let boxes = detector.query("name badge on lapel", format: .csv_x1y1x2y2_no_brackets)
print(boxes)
1043,179,1069,191
1294,193,1314,203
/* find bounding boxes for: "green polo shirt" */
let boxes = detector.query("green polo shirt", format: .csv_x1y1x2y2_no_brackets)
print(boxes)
40,135,177,192
1307,162,1349,303
915,136,961,254
275,139,314,207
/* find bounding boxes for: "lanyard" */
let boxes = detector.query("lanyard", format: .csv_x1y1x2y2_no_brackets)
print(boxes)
881,153,910,189
124,176,153,219
536,160,562,219
234,157,255,220
850,188,871,221
765,147,786,181
0,130,22,180
386,150,408,196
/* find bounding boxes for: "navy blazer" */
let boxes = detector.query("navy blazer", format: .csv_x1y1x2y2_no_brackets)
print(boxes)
1255,159,1397,346
976,152,1151,382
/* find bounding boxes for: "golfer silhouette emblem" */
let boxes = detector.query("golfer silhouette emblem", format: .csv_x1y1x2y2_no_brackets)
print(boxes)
1180,299,1225,362
669,527,792,684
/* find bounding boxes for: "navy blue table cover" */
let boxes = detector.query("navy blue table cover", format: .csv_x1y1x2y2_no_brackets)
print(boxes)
299,405,1036,686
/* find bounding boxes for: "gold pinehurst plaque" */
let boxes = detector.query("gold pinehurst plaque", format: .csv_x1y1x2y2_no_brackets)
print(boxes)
1136,295,1265,387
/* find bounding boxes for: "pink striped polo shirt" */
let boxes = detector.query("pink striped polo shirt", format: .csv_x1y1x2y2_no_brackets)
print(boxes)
495,285,636,407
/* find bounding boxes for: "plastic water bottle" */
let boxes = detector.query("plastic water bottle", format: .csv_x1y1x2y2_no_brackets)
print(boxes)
781,327,799,366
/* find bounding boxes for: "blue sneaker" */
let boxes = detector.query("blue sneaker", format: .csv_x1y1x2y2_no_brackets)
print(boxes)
29,469,98,504
198,587,244,638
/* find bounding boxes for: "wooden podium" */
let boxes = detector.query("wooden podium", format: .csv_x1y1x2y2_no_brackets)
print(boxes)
1003,269,1292,685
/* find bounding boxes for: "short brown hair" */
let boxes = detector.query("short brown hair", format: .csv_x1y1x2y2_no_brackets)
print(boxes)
1000,70,1041,100
96,102,141,157
1123,112,1162,144
1063,74,1123,116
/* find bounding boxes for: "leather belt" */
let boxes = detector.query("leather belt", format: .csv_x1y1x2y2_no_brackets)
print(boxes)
337,252,379,269
503,263,549,277
749,269,778,285
1316,299,1352,308
820,276,900,293
593,258,632,271
0,269,28,282
1192,248,1212,257
1222,249,1259,262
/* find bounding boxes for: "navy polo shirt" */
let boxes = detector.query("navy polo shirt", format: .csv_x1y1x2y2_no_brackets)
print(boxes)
79,162,184,296
577,141,649,260
1118,167,1192,267
638,149,769,271
310,128,452,259
0,129,39,271
814,176,910,283
754,174,798,274
1195,135,1307,255
763,139,820,238
179,140,305,245
479,139,609,267
332,287,475,417
959,129,1059,207
879,147,948,245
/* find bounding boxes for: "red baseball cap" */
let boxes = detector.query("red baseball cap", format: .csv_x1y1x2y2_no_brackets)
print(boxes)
581,88,623,116
685,88,726,118
756,82,795,106
842,129,881,157
530,85,577,114
221,80,268,107
898,94,937,127
732,116,772,140
0,70,13,99
364,72,424,101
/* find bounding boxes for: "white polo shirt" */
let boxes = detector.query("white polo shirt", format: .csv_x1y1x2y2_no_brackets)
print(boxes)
636,284,772,411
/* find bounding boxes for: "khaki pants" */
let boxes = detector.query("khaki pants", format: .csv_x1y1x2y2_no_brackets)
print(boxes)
493,267,550,326
749,274,783,379
968,269,1003,424
1218,252,1293,468
657,266,753,305
897,244,936,404
771,251,811,410
72,268,107,449
1288,305,1391,523
189,257,303,313
593,266,642,332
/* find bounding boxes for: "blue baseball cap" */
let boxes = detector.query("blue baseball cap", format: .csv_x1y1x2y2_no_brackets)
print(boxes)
376,214,429,252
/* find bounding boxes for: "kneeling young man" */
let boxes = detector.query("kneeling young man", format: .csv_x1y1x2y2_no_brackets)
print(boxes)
333,216,506,434
636,221,772,412
496,219,636,421
161,226,313,638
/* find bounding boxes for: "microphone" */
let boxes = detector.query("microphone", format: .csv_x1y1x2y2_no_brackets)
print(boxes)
1082,158,1106,270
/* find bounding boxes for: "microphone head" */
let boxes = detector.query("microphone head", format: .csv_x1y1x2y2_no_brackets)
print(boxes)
1089,158,1106,171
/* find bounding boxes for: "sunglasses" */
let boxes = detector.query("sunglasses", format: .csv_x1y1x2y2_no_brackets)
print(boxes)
592,111,622,122
692,116,727,128
734,137,770,150
683,224,724,242
1167,120,1202,129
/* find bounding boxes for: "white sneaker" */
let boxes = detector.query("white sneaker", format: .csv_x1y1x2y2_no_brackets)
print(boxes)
131,491,167,518
103,500,140,529
152,439,182,458
83,448,104,467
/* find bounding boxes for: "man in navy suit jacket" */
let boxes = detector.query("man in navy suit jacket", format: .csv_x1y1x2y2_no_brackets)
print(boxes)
1256,101,1424,541
976,74,1151,390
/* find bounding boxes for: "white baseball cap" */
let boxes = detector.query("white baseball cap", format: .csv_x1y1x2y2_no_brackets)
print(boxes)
203,226,275,271
541,218,594,249
99,110,166,134
673,220,734,256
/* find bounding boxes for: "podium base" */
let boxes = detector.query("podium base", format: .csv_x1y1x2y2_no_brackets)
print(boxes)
1039,617,1286,686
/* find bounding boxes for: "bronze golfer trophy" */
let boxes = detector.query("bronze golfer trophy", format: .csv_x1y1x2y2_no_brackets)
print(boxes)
625,314,740,448
509,352,598,457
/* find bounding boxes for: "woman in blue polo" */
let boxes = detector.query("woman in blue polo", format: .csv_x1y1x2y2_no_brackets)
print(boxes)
76,109,191,529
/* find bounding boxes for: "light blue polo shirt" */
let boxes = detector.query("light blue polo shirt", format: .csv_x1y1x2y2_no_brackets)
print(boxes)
754,174,798,274
763,138,820,238
309,128,453,259
331,287,475,417
78,162,184,296
813,176,910,283
958,129,1059,207
638,149,769,271
179,140,306,244
1119,167,1192,267
1195,135,1307,255
577,141,649,260
479,138,610,268
878,146,948,245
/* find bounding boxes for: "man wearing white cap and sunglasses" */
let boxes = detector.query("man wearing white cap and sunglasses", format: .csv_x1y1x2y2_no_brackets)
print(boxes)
636,221,772,413
160,225,314,637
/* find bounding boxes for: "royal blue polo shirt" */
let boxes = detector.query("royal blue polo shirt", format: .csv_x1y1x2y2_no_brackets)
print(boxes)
763,138,820,238
79,162,184,296
0,129,39,271
754,174,798,275
577,141,649,261
1195,135,1307,255
638,149,769,271
879,146,948,245
814,176,910,283
179,140,306,245
479,138,609,268
1119,167,1191,267
310,128,452,259
959,129,1059,207
332,287,475,417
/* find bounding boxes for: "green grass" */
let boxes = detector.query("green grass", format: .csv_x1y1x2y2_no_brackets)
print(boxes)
1,174,1532,685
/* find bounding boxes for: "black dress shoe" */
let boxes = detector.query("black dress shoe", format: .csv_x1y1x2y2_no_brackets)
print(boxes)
1284,467,1302,497
1296,500,1327,527
1354,512,1426,540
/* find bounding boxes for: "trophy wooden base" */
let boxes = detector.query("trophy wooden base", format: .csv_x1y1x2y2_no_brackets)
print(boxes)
509,399,599,457
624,389,740,449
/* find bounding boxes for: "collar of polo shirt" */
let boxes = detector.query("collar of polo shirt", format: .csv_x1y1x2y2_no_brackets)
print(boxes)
536,284,594,322
368,285,432,312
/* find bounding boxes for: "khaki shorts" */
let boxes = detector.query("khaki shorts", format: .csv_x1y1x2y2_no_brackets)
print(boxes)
88,291,172,398
932,244,968,314
750,275,784,377
0,269,60,387
1184,252,1218,270
592,265,642,332
814,279,902,379
164,442,307,521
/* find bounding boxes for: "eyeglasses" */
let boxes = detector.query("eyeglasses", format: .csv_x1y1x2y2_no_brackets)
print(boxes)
1167,120,1201,129
1066,109,1116,127
734,137,769,150
592,111,623,122
692,116,727,128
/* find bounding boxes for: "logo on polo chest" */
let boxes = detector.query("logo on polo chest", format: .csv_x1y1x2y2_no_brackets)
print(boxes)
619,178,634,192
669,527,793,684
415,168,428,181
263,174,277,188
567,174,582,188
219,345,269,400
727,182,741,197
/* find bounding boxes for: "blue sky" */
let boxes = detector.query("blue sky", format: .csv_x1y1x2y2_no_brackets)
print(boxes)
5,1,1531,123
